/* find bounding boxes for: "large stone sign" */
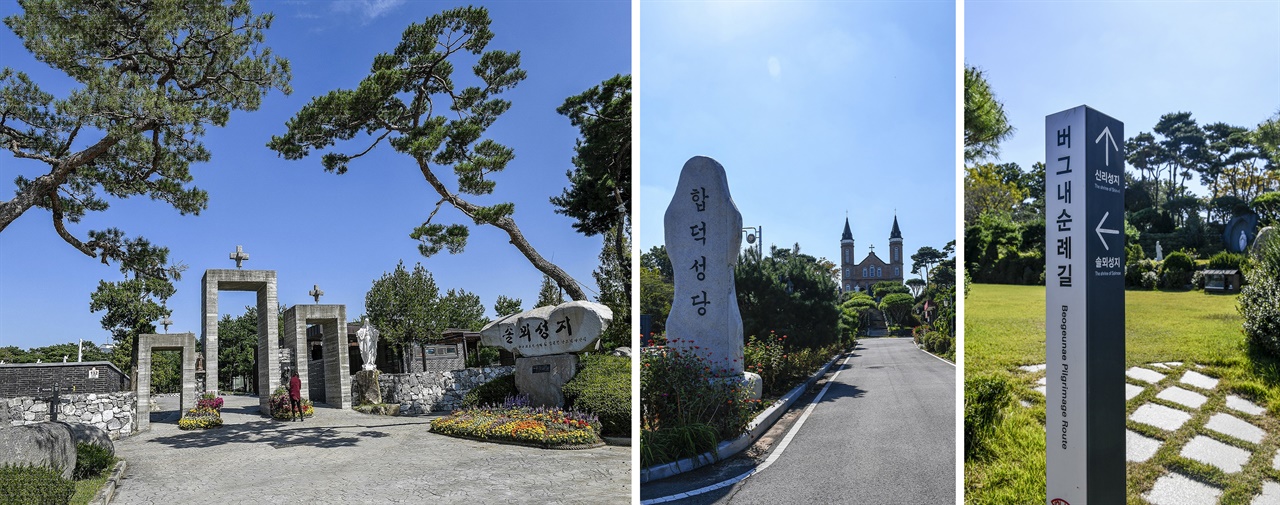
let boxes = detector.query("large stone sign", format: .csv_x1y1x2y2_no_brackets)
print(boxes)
664,156,744,377
479,301,612,357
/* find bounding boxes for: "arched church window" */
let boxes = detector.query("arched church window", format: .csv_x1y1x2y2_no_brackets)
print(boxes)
862,267,867,277
895,266,900,277
877,267,882,277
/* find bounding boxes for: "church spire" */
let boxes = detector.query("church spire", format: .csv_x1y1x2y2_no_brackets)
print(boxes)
842,217,853,241
889,214,902,240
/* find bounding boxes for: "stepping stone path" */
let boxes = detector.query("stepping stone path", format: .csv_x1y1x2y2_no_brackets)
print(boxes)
1015,361,1277,504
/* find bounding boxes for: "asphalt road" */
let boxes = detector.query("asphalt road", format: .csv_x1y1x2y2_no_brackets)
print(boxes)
644,337,956,505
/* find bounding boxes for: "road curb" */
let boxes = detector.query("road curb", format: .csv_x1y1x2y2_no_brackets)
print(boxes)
89,459,127,505
639,351,844,484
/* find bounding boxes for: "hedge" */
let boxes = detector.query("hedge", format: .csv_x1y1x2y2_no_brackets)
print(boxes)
562,354,630,437
462,374,517,408
0,465,75,505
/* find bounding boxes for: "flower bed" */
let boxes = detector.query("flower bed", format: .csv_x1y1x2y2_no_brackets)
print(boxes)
178,406,223,430
269,386,314,420
197,392,224,411
430,397,603,449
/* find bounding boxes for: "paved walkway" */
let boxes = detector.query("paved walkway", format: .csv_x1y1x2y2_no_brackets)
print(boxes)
113,395,629,504
641,337,955,504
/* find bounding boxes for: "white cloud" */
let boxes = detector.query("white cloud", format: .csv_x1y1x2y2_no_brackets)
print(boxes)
331,0,405,21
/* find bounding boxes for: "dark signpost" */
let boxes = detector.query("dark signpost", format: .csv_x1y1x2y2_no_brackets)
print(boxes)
1045,105,1126,504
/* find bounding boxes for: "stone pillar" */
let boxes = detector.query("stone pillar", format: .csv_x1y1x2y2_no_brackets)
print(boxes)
323,313,351,409
135,344,153,433
515,354,579,408
202,272,219,394
257,280,278,413
284,307,308,402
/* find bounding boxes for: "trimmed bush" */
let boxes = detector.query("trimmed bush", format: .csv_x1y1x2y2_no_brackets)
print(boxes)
72,442,114,480
462,374,517,408
964,374,1012,461
0,465,75,505
1241,233,1280,357
1208,251,1246,271
1160,251,1195,289
562,355,630,437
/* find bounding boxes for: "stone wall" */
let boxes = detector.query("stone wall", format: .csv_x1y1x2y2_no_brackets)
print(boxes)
0,362,129,397
378,366,514,414
0,392,136,440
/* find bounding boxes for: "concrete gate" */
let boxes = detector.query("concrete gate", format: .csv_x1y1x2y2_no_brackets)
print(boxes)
283,304,352,409
202,268,279,413
135,333,197,432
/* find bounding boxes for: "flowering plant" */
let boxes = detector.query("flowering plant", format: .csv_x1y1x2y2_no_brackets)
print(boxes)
269,386,315,420
178,406,222,430
430,404,602,448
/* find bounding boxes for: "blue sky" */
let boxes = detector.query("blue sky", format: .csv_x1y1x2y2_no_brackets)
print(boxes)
0,0,629,349
638,1,957,271
966,1,1280,184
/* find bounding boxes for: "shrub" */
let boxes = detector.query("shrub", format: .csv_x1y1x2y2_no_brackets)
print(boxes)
197,393,223,411
268,386,314,420
462,374,517,408
1141,271,1159,290
1241,232,1280,357
1208,251,1246,271
640,342,758,448
964,374,1012,460
0,465,75,504
72,442,115,480
466,346,501,367
744,332,840,397
1160,251,1195,289
562,355,630,437
640,423,719,468
880,293,916,327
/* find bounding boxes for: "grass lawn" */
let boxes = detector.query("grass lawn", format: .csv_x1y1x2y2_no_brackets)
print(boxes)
964,283,1280,505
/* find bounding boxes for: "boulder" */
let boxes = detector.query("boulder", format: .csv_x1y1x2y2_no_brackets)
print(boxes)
0,422,77,479
351,370,382,406
56,421,114,457
610,347,632,357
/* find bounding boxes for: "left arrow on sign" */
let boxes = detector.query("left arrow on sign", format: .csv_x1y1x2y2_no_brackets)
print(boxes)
1095,126,1120,166
1095,211,1120,251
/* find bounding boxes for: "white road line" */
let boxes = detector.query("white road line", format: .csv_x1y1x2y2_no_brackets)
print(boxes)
641,354,855,505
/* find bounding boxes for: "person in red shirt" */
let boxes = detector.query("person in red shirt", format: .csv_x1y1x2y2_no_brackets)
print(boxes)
288,371,303,422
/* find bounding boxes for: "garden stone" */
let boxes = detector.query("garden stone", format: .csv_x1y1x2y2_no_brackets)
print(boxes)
1181,370,1219,390
611,347,631,357
664,156,744,377
1252,481,1280,505
1018,363,1046,373
1227,395,1266,416
1205,413,1266,444
1254,227,1275,259
1126,366,1166,384
1125,383,1144,400
1130,403,1192,431
0,422,77,479
515,354,579,408
56,421,114,456
1156,386,1207,409
743,371,763,400
1126,429,1160,463
1144,473,1222,505
352,370,382,406
1181,435,1251,473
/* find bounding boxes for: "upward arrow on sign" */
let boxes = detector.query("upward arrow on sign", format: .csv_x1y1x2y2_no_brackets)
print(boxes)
1095,126,1119,166
1095,211,1120,250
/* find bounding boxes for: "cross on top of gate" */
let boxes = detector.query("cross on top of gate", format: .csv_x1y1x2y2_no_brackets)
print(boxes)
309,284,324,303
162,317,173,333
229,245,249,269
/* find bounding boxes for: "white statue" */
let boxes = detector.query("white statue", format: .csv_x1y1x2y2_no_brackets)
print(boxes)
356,317,380,372
1240,230,1249,252
1155,241,1163,261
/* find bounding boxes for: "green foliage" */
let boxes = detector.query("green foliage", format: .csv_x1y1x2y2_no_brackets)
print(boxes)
536,274,565,308
839,293,878,339
879,293,915,327
217,306,259,392
562,355,630,436
1207,251,1246,271
1160,251,1196,289
640,423,719,469
870,281,909,299
0,464,75,504
1126,259,1159,289
640,245,674,282
1241,232,1280,357
265,6,586,300
366,261,442,358
550,74,631,237
0,0,290,274
735,246,840,349
744,331,840,396
639,266,673,335
465,346,501,368
0,341,109,364
914,325,954,361
87,237,184,374
964,214,1045,285
964,374,1012,460
640,346,759,466
1254,191,1280,225
964,163,1028,224
493,295,523,317
462,374,517,408
72,443,114,480
964,65,1014,163
592,226,631,351
439,288,488,331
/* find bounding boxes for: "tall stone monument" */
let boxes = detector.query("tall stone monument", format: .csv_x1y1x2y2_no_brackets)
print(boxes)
664,156,746,378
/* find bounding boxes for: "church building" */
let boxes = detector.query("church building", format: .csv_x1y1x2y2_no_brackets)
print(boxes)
839,216,904,293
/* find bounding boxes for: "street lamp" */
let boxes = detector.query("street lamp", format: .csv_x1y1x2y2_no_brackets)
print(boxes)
742,226,762,258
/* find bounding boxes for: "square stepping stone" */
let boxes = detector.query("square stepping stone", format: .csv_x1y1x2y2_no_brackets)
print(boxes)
1144,473,1222,505
1131,403,1193,431
1162,361,1184,368
1018,364,1046,373
1126,383,1145,401
1181,436,1251,473
1227,395,1267,416
1156,386,1208,409
1252,481,1280,505
1127,429,1161,463
1036,376,1047,386
1127,366,1166,384
1151,362,1170,369
1274,451,1280,471
1206,413,1267,444
1181,370,1220,390
1034,385,1046,395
